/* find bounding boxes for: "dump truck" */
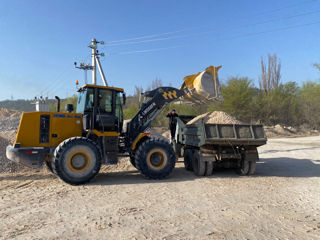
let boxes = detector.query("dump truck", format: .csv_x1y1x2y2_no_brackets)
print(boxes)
173,116,267,176
6,38,222,185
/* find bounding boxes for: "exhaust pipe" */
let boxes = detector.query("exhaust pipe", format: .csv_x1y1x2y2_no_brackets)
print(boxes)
55,96,60,112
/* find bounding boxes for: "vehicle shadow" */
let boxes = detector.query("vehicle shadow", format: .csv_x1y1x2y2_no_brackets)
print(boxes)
92,157,320,185
260,147,319,154
254,157,320,178
90,167,198,186
1,157,319,184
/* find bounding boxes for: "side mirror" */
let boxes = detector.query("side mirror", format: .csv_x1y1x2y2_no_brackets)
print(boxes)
65,104,74,113
122,93,126,105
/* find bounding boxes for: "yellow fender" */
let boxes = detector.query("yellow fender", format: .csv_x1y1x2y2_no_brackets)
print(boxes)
131,133,152,150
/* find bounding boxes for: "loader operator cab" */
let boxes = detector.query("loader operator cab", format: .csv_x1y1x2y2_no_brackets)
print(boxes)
76,84,125,133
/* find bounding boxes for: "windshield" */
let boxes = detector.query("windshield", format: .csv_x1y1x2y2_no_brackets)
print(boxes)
76,88,94,113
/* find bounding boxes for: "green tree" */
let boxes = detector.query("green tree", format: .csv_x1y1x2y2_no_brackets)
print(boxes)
123,104,139,120
219,77,255,122
299,81,320,129
252,82,301,126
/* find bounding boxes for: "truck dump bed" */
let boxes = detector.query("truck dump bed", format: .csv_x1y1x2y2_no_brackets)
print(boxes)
176,118,267,148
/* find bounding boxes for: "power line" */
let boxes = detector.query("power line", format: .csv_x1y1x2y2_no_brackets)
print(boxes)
110,45,187,55
105,9,320,47
108,19,320,56
36,54,91,98
105,0,316,45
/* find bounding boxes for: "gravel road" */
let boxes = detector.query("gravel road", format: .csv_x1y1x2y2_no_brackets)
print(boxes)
0,136,320,239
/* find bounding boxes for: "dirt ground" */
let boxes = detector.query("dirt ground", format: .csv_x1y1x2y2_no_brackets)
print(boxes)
1,136,320,239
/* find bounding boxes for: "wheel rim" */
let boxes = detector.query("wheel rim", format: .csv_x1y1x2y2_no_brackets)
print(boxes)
67,150,91,173
147,148,167,170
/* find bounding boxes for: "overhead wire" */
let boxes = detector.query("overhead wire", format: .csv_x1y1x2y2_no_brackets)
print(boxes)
109,45,187,55
105,9,320,47
108,19,320,56
105,0,316,45
37,54,91,98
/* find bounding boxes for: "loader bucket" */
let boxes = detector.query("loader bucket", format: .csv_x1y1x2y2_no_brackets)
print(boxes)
180,66,223,104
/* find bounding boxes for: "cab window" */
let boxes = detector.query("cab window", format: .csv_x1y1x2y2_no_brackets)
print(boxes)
98,89,113,113
115,92,123,122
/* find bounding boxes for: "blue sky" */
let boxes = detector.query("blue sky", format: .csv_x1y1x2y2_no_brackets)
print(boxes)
0,0,319,100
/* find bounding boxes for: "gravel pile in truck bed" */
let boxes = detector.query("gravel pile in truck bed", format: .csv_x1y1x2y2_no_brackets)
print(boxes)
187,111,242,125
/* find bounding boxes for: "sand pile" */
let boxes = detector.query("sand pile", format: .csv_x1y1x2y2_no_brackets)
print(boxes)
0,108,23,172
0,108,22,118
0,108,22,131
187,111,242,125
0,133,25,173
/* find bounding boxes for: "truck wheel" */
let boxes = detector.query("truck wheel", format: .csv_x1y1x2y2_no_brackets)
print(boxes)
183,149,194,171
192,150,206,176
173,141,182,157
235,159,250,176
135,137,176,179
205,161,213,176
53,137,102,185
248,160,256,175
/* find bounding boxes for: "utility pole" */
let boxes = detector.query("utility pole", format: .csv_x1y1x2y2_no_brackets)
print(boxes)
91,38,97,85
75,38,107,86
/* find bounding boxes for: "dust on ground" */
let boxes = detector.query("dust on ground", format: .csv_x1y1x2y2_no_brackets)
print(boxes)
0,136,320,239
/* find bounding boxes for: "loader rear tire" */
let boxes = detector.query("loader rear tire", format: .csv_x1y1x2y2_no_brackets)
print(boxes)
135,137,176,179
53,137,102,185
192,150,206,176
183,149,194,171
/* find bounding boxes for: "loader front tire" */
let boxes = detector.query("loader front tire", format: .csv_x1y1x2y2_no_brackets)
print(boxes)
129,151,136,168
45,159,54,173
135,137,176,179
53,137,102,185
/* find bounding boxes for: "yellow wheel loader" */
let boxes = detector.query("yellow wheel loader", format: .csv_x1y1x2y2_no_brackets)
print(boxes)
6,39,222,185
